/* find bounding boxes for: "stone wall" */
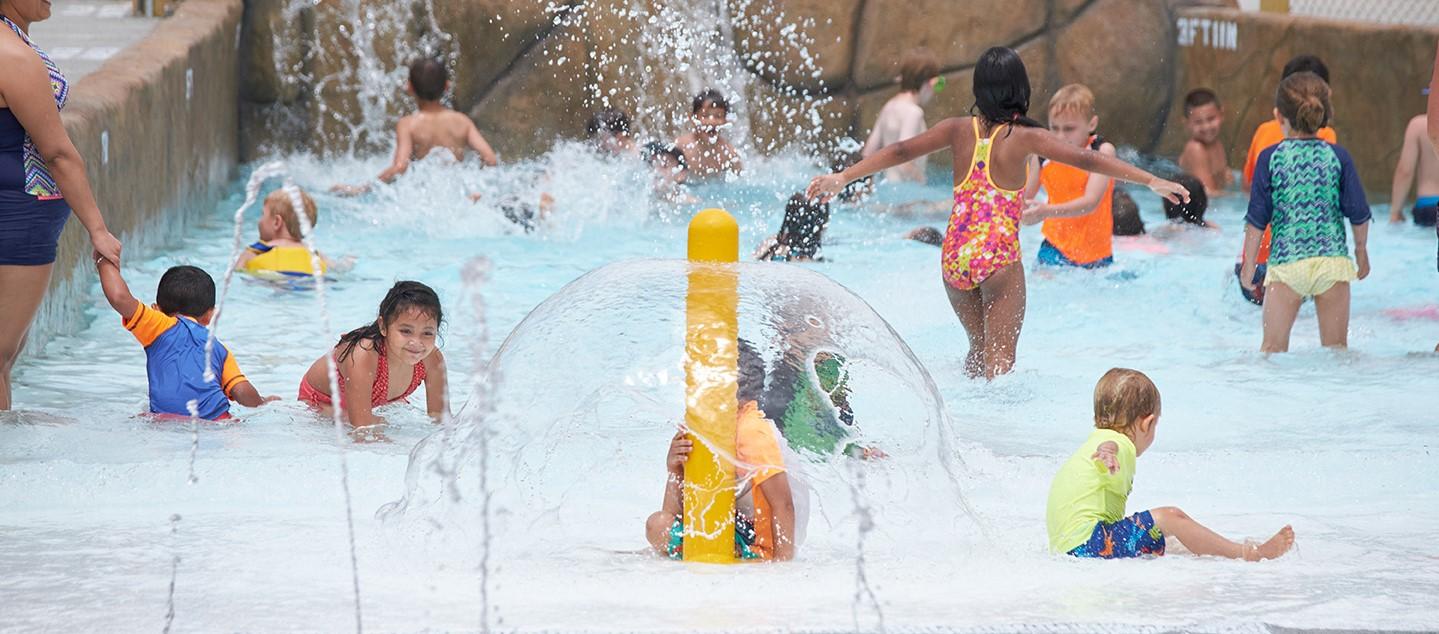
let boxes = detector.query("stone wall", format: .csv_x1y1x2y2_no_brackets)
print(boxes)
31,0,242,351
1159,7,1439,194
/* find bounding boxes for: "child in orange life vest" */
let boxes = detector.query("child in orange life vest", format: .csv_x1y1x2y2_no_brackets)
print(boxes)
235,188,345,278
1237,55,1339,304
1020,84,1117,269
645,339,796,561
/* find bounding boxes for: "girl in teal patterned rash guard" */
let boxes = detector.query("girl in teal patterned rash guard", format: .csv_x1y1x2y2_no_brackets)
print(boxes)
1238,71,1371,353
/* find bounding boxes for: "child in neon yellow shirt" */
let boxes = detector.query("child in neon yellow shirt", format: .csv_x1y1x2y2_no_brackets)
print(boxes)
1046,368,1295,560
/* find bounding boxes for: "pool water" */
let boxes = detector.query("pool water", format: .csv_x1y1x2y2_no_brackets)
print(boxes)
3,150,1438,631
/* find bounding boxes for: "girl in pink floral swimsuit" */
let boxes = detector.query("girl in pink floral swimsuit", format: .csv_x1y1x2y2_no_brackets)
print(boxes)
809,47,1187,379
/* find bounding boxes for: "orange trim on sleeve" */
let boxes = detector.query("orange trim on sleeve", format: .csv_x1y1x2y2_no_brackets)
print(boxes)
219,346,248,398
123,304,178,348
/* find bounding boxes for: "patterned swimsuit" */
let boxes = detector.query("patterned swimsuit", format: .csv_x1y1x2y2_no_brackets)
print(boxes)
941,119,1025,290
3,16,67,198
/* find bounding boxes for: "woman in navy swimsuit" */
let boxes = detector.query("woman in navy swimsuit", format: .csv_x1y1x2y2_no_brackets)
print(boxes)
0,0,122,409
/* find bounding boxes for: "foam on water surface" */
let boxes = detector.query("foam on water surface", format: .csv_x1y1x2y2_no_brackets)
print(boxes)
2,150,1438,631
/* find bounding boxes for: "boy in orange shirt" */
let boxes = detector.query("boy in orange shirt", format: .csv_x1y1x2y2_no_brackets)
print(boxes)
1236,55,1338,304
1021,84,1117,269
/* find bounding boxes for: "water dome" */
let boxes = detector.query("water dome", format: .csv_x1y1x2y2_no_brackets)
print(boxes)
383,259,972,564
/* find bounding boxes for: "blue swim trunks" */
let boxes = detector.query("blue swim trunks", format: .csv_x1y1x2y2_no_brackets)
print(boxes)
665,516,760,560
1037,239,1113,269
1068,510,1166,559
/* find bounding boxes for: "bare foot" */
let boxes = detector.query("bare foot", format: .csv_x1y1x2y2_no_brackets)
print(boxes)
1245,525,1295,561
962,348,984,379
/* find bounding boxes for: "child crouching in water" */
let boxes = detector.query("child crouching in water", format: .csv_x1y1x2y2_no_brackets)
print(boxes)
1239,72,1371,352
646,340,796,561
1047,368,1294,561
298,281,449,426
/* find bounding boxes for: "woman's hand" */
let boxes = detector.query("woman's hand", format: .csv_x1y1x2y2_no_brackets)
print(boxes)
1147,177,1190,205
805,173,848,203
89,228,121,266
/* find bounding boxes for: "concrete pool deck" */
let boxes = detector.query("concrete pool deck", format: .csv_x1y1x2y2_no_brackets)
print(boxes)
30,1,160,83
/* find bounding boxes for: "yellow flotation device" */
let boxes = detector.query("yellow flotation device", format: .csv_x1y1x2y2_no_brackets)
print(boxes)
241,242,326,278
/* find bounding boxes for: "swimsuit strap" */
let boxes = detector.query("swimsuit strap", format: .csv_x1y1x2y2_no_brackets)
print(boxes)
404,357,427,400
372,348,391,407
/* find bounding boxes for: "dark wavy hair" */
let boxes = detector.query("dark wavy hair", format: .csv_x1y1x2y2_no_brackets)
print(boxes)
970,47,1044,132
336,281,444,363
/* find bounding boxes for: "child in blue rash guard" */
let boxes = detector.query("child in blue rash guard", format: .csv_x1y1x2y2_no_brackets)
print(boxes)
1047,368,1295,561
1239,72,1371,353
95,261,276,419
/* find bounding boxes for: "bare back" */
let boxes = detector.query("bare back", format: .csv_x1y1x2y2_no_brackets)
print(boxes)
1409,115,1439,197
938,117,1029,191
406,109,477,161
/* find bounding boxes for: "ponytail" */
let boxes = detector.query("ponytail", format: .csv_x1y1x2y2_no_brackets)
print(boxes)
1276,71,1331,135
971,47,1045,133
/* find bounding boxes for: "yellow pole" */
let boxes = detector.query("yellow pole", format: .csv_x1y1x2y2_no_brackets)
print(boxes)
682,208,739,564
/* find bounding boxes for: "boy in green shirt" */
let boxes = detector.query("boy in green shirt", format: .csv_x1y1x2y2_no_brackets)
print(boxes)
1046,368,1295,560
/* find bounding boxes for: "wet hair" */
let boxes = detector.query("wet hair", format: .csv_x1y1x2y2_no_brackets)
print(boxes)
899,48,941,92
1281,54,1330,83
586,108,632,137
1163,173,1209,225
776,193,829,259
737,338,765,405
1183,88,1220,117
692,89,729,115
1111,188,1145,236
408,58,447,101
1093,367,1160,432
264,187,318,239
156,265,216,318
970,47,1044,131
641,141,686,170
335,281,443,364
1049,83,1095,119
1276,71,1331,135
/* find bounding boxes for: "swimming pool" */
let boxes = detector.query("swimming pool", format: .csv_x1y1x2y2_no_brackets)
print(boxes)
3,149,1438,631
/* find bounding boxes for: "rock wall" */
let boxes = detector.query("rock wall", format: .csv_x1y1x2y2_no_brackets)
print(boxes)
237,0,1228,162
239,0,1432,196
31,0,242,352
1160,7,1439,194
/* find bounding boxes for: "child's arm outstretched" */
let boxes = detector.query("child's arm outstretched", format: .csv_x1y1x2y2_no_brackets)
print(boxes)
422,349,449,421
808,118,960,200
466,121,498,167
95,254,139,319
1014,127,1187,203
1023,144,1117,225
